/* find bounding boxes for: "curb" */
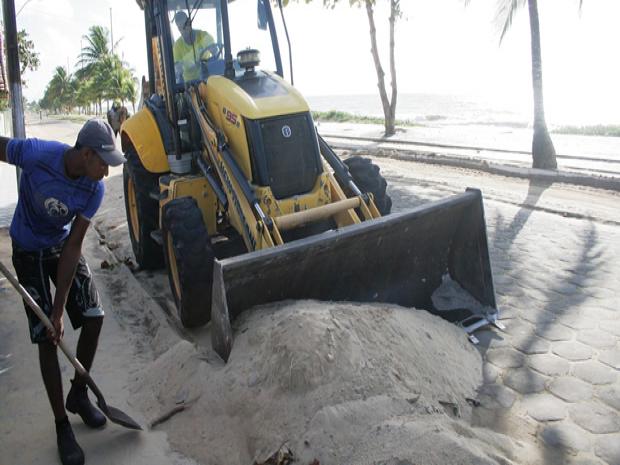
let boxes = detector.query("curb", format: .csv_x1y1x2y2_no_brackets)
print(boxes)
327,141,620,192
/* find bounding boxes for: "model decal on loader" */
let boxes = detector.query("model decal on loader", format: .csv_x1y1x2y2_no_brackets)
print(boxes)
225,109,238,126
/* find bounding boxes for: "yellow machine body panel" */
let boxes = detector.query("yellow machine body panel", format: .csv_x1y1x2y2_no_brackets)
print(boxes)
211,149,276,251
159,175,218,235
254,172,332,218
190,88,276,251
201,73,310,182
121,108,170,174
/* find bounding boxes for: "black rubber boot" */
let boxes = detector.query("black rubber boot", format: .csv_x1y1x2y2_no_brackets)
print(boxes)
66,380,107,428
56,417,85,465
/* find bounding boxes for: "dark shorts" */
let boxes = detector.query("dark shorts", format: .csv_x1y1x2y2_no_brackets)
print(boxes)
11,241,104,344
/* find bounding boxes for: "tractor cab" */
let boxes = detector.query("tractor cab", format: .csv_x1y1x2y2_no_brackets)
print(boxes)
138,0,294,168
141,0,284,92
165,0,283,85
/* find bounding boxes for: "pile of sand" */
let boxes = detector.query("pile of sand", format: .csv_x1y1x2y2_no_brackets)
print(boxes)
130,300,520,465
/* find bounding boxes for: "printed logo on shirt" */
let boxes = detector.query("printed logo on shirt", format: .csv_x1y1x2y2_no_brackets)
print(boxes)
44,198,69,217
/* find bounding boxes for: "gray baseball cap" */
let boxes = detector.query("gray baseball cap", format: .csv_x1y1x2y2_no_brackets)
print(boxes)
77,119,125,166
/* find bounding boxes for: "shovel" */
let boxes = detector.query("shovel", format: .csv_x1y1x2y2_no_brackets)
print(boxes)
0,260,142,430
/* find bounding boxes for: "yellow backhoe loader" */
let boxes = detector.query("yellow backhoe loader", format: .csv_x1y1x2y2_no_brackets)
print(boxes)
122,0,501,361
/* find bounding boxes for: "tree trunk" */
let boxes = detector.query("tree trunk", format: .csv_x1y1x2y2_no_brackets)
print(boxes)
528,0,557,169
365,0,395,137
388,0,398,136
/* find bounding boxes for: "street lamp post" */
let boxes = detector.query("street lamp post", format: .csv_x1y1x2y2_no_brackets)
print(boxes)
2,0,26,188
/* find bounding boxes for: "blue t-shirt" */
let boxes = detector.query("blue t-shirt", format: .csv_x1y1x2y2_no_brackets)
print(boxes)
7,138,104,251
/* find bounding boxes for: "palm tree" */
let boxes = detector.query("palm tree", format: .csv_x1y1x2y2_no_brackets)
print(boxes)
77,25,110,74
62,24,138,116
46,66,74,112
73,77,95,114
494,0,557,169
76,26,114,114
288,0,402,137
121,75,138,113
110,59,138,112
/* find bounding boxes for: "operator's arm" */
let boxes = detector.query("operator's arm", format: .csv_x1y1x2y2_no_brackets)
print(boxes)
49,215,91,344
0,136,10,162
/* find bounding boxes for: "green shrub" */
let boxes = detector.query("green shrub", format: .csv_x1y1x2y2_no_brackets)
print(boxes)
312,110,419,127
552,125,620,137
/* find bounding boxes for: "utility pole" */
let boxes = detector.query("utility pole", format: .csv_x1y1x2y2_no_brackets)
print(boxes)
2,0,26,187
109,7,113,54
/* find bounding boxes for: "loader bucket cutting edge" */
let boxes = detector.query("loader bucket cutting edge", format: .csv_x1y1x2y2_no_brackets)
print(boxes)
211,188,497,362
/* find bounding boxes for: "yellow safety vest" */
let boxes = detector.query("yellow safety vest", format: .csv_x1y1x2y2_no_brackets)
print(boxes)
173,30,215,81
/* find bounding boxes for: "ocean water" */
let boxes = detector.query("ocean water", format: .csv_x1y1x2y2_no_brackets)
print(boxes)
306,93,617,128
307,93,528,127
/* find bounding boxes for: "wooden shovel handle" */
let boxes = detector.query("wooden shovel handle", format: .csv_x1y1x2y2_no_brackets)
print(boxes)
0,260,88,378
2,260,143,430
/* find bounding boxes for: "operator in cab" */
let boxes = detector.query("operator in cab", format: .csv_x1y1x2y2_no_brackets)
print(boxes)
173,10,215,82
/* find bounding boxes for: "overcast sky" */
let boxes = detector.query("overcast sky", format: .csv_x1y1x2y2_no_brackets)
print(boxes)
8,0,620,124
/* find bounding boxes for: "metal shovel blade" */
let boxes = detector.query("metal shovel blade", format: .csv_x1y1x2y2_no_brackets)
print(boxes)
84,374,142,430
0,260,142,430
211,188,498,362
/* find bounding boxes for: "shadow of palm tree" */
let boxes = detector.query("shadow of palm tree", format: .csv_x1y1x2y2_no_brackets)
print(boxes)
494,178,553,250
475,178,609,464
475,178,554,354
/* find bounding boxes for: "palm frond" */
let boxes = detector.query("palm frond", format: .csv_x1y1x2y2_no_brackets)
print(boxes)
496,0,527,44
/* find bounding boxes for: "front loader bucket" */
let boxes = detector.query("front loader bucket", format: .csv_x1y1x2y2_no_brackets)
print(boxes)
211,188,497,361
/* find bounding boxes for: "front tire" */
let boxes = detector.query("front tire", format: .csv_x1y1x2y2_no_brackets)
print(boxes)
343,156,392,215
162,197,213,328
123,148,165,269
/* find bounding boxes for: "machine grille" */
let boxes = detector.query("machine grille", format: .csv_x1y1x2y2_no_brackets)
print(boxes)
259,113,321,199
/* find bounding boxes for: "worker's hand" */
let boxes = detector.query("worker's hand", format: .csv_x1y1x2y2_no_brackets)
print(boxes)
48,310,64,345
198,47,213,61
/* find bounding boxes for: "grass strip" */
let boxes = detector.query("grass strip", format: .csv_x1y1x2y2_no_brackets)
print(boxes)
552,125,620,137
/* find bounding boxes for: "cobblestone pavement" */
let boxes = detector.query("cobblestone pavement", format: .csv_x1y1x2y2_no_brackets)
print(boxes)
481,205,619,465
375,157,620,465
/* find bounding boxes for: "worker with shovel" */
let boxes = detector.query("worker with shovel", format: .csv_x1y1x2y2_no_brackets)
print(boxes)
0,119,125,465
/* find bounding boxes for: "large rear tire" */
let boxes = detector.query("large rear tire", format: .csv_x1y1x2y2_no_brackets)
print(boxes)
123,148,165,269
162,197,213,328
343,156,392,215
